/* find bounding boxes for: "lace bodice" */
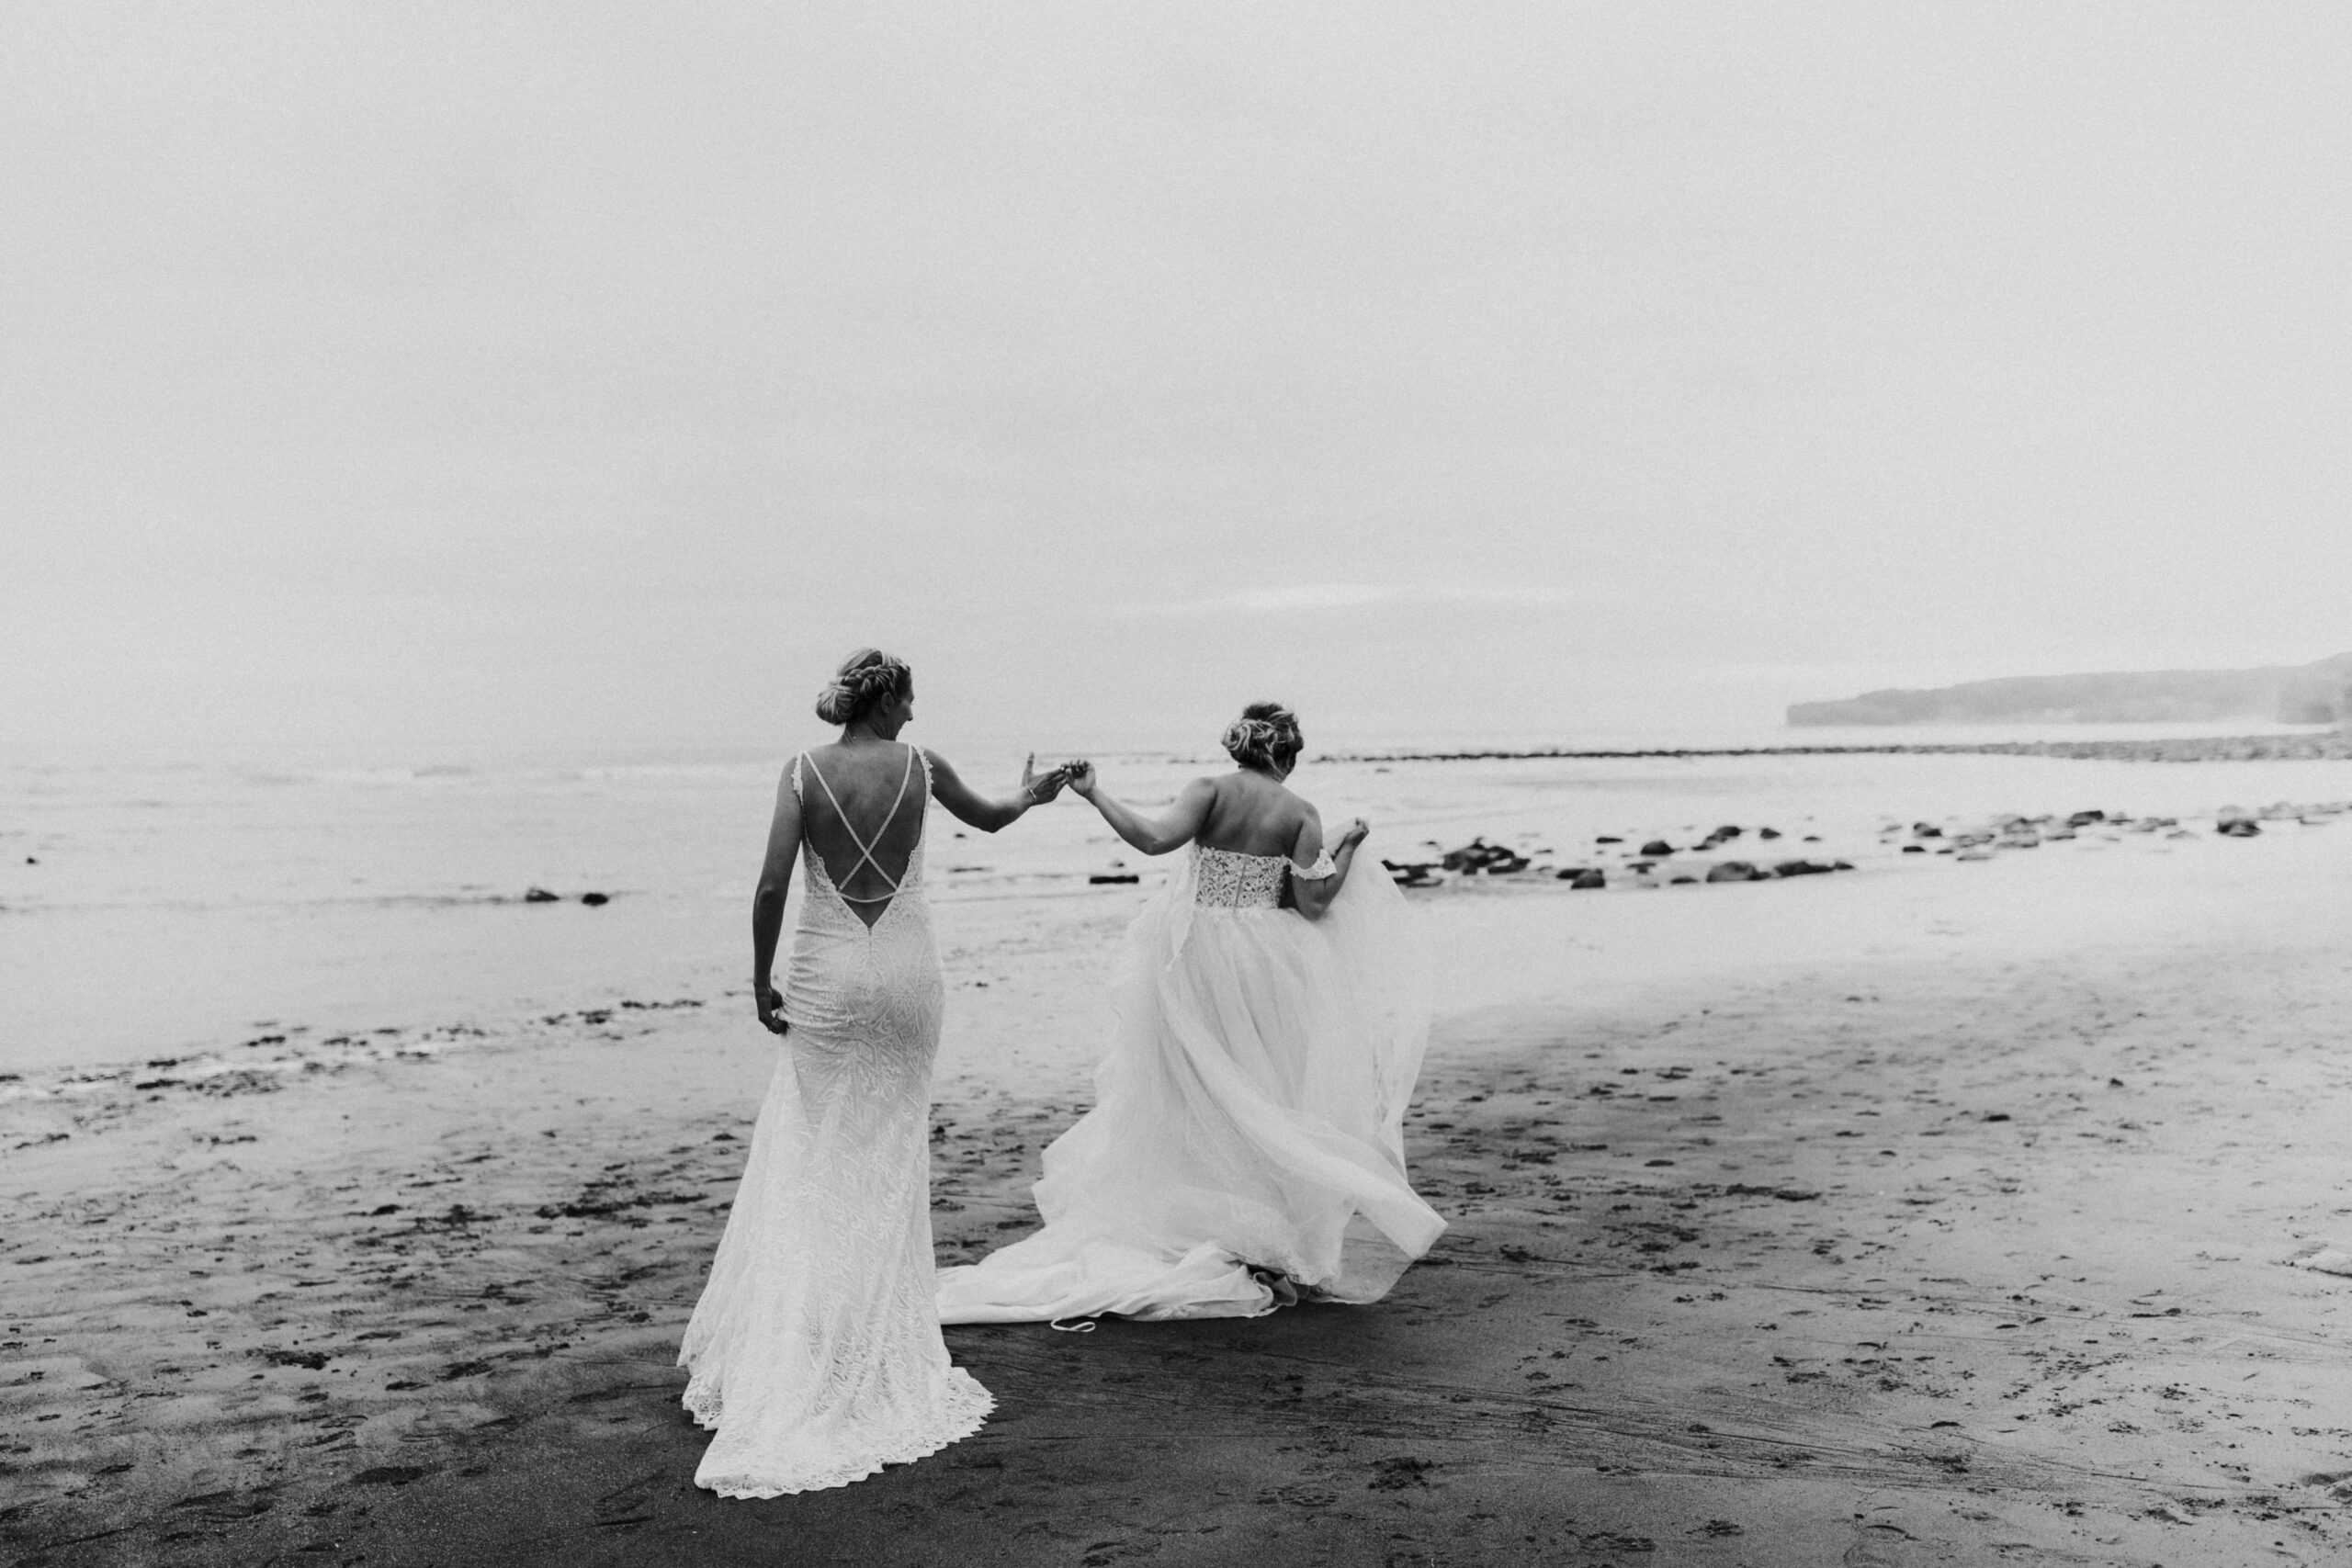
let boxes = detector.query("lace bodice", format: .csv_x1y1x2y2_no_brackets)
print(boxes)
1193,844,1339,909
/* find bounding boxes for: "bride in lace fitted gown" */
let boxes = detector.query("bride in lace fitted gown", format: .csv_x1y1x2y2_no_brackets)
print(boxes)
938,703,1443,1325
678,649,1065,1497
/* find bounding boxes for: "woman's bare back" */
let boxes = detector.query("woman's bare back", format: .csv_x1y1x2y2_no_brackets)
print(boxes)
798,741,926,918
1193,771,1317,861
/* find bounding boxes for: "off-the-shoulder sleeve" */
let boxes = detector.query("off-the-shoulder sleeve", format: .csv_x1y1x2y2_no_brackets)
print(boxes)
1291,848,1339,881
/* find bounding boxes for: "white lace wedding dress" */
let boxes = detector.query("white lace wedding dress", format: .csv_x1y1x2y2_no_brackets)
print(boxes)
937,840,1444,1324
679,746,991,1497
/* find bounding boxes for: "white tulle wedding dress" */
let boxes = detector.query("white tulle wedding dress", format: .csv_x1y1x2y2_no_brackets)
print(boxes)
679,746,991,1497
937,840,1444,1324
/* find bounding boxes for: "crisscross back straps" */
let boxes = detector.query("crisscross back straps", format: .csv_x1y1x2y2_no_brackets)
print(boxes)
800,744,920,903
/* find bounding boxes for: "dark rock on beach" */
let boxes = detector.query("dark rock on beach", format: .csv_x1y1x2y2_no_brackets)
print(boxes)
1639,840,1676,857
2214,805,2262,837
1704,862,1766,883
1442,840,1528,875
1568,869,1606,889
1089,873,1141,884
579,892,609,907
523,887,560,903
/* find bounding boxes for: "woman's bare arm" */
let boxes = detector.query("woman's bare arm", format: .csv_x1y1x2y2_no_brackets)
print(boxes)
925,750,1063,833
1069,766,1216,856
1290,812,1370,921
752,765,804,1034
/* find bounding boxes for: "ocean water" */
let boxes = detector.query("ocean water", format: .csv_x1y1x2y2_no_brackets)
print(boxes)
4,723,2346,1088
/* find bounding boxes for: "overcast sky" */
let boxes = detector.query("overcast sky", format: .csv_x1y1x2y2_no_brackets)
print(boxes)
6,4,2349,762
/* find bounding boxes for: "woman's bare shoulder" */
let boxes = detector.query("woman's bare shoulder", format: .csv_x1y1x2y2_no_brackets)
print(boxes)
1268,776,1317,818
1242,777,1314,840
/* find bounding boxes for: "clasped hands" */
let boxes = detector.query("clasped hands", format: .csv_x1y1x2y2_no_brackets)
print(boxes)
1025,760,1366,847
1021,755,1093,803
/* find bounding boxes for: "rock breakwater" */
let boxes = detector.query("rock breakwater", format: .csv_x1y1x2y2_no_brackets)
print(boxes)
1336,733,2352,765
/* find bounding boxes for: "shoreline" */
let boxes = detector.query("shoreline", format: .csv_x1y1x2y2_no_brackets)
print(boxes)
7,787,2342,1099
12,737,2352,1084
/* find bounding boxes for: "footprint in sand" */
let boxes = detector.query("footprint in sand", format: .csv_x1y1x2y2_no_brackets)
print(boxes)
1843,1521,1922,1565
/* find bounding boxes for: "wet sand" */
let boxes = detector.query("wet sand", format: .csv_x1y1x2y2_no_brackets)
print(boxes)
8,823,2352,1566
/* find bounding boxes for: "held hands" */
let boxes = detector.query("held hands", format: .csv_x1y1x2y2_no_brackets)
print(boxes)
1020,753,1074,806
1060,760,1098,799
754,980,788,1037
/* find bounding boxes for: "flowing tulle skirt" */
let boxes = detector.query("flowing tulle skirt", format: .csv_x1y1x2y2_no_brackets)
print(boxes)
939,850,1443,1323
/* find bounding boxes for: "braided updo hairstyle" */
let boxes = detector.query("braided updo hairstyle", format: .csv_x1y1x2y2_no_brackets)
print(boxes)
815,648,913,727
1222,701,1304,774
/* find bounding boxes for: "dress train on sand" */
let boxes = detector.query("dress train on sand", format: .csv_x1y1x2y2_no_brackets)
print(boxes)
939,841,1442,1324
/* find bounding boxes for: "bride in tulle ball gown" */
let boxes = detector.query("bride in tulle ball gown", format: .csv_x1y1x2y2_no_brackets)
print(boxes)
938,702,1444,1325
678,648,1067,1497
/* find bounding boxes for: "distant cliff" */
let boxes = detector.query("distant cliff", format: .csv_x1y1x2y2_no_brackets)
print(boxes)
1788,653,2352,728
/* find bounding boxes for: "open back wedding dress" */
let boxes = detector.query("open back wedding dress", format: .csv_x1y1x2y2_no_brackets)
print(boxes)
679,745,990,1496
938,840,1444,1324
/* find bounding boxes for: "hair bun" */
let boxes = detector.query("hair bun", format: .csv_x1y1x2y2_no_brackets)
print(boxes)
814,649,912,726
1221,702,1303,773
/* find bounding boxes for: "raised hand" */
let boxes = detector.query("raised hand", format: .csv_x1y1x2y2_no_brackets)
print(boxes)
1062,760,1098,799
1336,817,1371,849
1021,753,1068,805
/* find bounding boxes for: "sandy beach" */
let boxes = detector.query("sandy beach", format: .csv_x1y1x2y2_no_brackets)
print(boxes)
6,784,2351,1566
18,1,2352,1557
